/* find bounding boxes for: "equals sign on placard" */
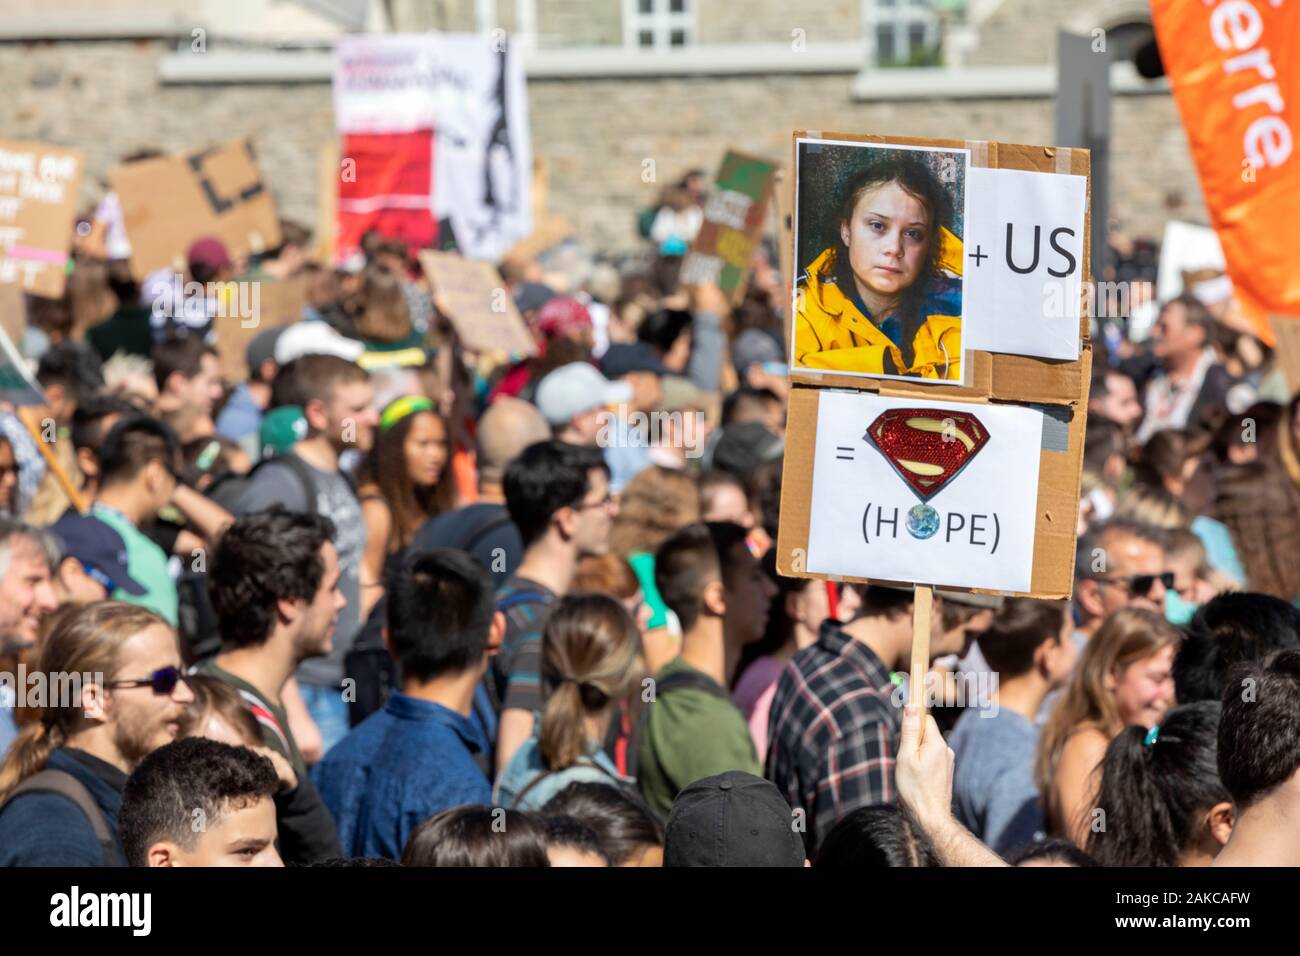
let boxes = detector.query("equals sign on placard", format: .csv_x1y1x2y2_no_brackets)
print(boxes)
835,445,855,461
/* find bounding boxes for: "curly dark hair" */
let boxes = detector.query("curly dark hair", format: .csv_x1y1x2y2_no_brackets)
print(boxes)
208,508,337,649
119,736,279,867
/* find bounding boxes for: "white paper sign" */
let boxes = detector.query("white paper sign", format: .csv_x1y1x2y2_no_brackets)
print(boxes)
962,166,1086,361
806,390,1043,593
334,34,533,262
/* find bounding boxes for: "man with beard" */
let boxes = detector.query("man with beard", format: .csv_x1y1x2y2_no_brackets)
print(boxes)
198,508,346,862
0,519,59,758
0,602,193,865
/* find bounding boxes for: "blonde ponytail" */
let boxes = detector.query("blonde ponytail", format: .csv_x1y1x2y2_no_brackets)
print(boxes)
538,595,643,772
0,721,62,802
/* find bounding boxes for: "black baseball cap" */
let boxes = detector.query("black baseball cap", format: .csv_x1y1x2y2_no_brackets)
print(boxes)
663,771,806,867
601,342,669,379
707,422,784,480
50,512,146,596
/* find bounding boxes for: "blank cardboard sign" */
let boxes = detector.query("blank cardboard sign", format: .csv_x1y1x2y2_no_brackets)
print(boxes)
111,138,281,282
419,250,537,359
211,276,306,383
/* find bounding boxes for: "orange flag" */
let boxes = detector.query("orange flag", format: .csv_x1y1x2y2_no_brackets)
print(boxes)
1151,0,1300,344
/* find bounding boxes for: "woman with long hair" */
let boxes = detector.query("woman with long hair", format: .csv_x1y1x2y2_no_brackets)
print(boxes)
494,594,644,811
732,549,829,762
794,153,962,379
357,395,454,620
1037,607,1180,846
1085,701,1232,866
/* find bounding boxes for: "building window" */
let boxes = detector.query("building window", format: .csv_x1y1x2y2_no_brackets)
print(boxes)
624,0,694,49
873,0,942,67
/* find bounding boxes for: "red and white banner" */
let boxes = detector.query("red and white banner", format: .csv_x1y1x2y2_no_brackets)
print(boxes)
333,34,532,263
1151,0,1300,342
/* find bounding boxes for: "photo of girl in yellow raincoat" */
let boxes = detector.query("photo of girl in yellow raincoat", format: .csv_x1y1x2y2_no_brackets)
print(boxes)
792,142,966,382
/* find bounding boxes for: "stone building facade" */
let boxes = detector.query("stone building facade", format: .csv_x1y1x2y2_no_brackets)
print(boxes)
0,0,1202,257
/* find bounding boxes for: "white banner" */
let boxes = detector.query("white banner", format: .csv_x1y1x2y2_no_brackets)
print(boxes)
334,34,533,261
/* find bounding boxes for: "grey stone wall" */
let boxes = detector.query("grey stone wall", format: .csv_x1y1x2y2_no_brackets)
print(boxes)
0,35,1200,260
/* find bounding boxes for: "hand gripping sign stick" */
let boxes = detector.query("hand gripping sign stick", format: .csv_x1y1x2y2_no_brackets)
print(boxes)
910,584,934,745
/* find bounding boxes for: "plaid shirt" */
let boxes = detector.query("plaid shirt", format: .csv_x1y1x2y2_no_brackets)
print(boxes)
765,618,902,854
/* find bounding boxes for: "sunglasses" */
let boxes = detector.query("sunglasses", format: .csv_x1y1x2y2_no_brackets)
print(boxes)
1091,571,1175,598
106,665,184,695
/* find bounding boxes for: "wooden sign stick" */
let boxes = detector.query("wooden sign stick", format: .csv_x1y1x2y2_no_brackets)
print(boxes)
18,407,88,513
910,584,934,743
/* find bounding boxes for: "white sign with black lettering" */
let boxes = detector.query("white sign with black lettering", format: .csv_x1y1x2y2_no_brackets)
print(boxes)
805,390,1042,593
961,166,1087,361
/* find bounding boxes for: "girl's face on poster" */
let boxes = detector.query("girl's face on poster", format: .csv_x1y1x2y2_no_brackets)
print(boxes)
839,180,931,299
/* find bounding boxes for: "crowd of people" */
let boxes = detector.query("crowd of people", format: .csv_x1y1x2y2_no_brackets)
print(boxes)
0,160,1297,869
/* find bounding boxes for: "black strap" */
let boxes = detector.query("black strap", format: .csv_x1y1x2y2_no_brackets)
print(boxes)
654,668,730,701
5,769,118,866
251,451,345,516
510,755,625,809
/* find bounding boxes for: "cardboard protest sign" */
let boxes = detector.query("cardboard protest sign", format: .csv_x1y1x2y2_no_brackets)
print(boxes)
790,136,970,385
418,251,537,359
0,139,84,299
314,144,339,267
212,276,305,383
110,138,281,281
334,34,533,263
680,151,778,302
777,132,1094,600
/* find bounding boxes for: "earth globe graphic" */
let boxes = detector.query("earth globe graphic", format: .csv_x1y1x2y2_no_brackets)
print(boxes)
907,503,940,540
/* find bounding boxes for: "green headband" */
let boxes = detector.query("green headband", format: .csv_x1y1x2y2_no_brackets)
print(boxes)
380,395,435,432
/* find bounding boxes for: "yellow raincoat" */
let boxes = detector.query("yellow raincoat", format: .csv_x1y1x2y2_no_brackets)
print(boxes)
793,229,964,380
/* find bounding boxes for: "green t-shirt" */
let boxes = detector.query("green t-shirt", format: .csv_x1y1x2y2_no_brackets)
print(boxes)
636,656,761,820
90,504,178,627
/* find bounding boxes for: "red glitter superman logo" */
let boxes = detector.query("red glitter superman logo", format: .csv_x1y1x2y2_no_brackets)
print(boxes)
864,409,990,501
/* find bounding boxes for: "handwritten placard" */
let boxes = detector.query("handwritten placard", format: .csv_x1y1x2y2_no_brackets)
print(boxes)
419,250,537,358
0,139,85,299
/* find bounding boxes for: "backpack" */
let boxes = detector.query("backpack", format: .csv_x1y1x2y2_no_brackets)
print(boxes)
1,769,120,866
622,667,731,781
343,507,517,727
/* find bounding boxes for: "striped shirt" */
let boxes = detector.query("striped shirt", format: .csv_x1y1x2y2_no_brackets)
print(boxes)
194,660,306,778
489,576,557,716
764,619,902,855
